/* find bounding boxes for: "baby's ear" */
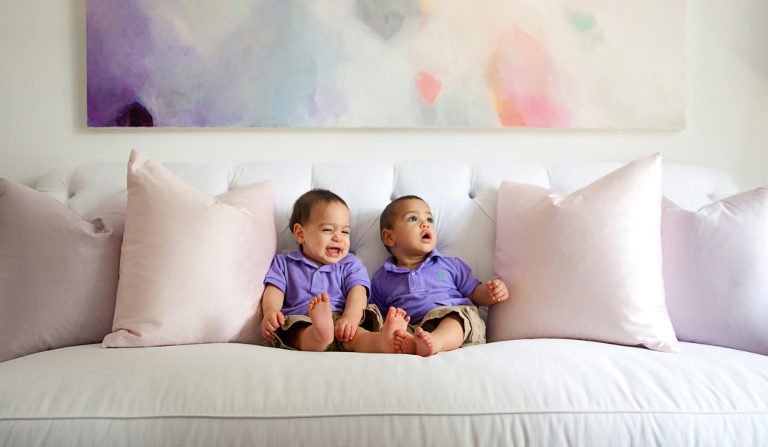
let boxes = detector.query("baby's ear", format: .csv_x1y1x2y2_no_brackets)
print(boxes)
293,223,305,244
381,228,395,247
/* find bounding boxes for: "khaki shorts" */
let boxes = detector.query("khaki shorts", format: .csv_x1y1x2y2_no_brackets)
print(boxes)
272,304,384,351
410,305,486,347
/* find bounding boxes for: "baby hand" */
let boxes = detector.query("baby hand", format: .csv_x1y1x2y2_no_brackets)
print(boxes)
262,310,285,340
487,279,509,303
334,315,358,342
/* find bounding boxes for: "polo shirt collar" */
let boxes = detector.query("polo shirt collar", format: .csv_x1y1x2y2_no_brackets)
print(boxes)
287,247,351,271
383,249,442,273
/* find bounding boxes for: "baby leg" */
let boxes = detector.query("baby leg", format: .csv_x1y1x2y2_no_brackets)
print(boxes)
297,293,335,351
343,307,409,353
412,314,464,357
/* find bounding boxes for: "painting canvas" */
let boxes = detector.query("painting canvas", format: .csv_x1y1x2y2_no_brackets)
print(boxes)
87,0,686,129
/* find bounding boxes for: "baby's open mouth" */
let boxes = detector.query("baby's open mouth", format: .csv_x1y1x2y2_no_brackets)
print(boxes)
421,232,432,241
326,247,342,257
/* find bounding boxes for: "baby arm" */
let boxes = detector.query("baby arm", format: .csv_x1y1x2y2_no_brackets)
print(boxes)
335,285,367,342
470,279,509,306
261,284,286,340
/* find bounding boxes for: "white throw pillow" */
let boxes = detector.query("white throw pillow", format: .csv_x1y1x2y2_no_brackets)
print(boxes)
102,150,276,348
663,187,768,355
488,154,679,352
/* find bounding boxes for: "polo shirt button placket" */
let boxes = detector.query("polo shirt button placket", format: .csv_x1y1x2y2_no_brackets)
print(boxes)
311,270,328,296
409,270,424,293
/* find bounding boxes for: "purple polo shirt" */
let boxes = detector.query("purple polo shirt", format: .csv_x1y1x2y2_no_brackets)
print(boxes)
370,250,481,324
264,249,370,316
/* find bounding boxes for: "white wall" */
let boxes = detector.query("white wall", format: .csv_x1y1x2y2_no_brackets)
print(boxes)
1,0,766,188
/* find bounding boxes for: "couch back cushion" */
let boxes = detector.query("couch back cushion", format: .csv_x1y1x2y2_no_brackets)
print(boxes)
0,179,123,362
102,150,276,347
488,154,679,352
35,161,739,289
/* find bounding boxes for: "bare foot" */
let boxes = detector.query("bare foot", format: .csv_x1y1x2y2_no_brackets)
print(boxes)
305,293,334,349
413,327,438,357
382,307,410,353
394,329,417,355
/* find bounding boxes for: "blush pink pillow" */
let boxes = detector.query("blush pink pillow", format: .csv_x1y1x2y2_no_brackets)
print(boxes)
102,150,276,348
663,187,768,355
488,154,679,352
0,179,124,362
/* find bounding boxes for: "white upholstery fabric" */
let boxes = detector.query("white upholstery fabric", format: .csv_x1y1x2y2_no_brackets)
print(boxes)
4,413,767,447
1,341,766,446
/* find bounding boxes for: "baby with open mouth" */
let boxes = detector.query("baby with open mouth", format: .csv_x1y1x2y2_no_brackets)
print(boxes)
371,195,509,356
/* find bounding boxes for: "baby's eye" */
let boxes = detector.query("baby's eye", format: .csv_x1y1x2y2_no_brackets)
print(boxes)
342,230,350,236
323,228,333,233
427,217,434,224
407,216,417,222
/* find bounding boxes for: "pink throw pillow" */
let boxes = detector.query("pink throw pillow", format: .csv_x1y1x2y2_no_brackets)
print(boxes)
488,154,679,352
663,187,768,355
0,180,124,362
102,150,276,347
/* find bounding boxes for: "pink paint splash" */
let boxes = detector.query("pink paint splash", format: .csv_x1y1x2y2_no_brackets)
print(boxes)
416,71,442,104
486,28,571,128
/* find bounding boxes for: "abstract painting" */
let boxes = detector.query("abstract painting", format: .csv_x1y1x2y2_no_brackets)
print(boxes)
87,0,686,128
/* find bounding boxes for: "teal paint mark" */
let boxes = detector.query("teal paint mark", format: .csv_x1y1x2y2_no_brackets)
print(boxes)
567,10,596,33
566,10,604,46
439,271,446,281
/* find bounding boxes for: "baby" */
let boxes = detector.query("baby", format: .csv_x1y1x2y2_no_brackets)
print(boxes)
371,195,509,356
261,189,408,352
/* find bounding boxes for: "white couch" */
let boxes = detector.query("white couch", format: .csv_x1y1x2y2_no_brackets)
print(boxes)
1,161,767,446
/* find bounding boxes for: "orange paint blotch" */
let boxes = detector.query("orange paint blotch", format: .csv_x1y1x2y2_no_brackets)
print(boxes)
416,72,442,104
493,95,526,127
419,0,437,14
485,42,571,128
486,53,525,127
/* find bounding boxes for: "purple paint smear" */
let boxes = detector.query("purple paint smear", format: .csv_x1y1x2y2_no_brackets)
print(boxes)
87,0,152,126
307,86,348,124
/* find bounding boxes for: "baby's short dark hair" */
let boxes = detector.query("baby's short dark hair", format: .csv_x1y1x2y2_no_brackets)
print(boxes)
379,195,426,233
289,189,348,233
